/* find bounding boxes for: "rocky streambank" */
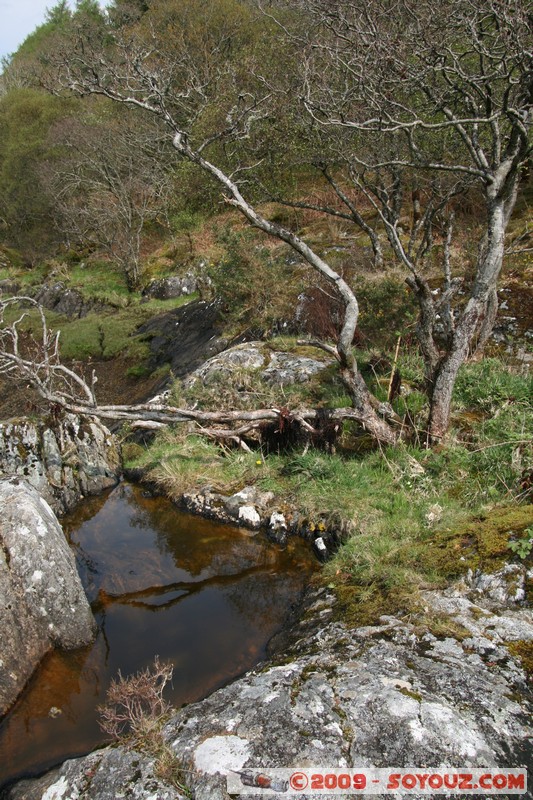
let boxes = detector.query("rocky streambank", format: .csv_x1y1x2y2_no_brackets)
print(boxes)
0,414,121,516
0,318,531,799
3,569,531,800
0,479,96,717
0,414,120,715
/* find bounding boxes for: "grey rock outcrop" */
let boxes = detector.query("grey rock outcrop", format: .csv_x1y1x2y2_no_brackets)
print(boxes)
136,300,224,377
262,351,328,386
5,578,531,800
30,282,107,319
0,279,20,296
142,273,198,300
181,484,274,529
0,414,121,515
185,342,266,385
185,341,330,388
0,479,96,717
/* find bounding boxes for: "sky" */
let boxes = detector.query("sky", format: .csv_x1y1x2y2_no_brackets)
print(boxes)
0,0,53,61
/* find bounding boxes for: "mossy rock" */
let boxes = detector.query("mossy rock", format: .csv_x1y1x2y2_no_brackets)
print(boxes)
333,505,533,629
506,640,533,678
419,504,533,580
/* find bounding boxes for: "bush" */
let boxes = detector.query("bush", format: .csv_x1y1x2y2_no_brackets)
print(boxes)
98,656,173,741
208,227,305,332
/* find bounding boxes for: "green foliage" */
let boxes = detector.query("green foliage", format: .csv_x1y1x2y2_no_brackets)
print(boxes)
0,89,76,257
356,277,418,350
453,358,533,413
45,0,72,27
208,227,306,331
67,260,131,304
508,528,533,560
169,209,205,235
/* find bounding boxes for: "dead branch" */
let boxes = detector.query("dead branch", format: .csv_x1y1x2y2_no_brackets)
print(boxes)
0,296,400,444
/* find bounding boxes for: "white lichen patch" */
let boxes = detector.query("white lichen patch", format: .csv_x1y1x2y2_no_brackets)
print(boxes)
42,777,71,800
193,734,251,776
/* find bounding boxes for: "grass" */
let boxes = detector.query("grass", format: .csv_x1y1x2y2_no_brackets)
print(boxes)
124,356,533,629
1,293,196,364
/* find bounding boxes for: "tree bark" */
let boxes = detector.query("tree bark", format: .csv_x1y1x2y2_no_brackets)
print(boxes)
427,194,510,442
427,301,483,442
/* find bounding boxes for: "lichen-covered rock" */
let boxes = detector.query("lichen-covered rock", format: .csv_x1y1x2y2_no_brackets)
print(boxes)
467,564,529,606
185,341,331,389
261,351,328,386
6,580,531,800
185,342,266,385
0,414,121,515
0,479,96,716
142,273,198,300
2,747,184,800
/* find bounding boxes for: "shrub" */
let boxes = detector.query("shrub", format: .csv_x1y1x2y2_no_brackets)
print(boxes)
98,656,173,741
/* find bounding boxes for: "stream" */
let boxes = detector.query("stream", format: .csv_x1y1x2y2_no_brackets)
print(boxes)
0,482,316,789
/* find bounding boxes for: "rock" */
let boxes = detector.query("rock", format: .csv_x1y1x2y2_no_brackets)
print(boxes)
422,583,533,644
312,535,328,562
0,414,121,515
268,512,288,545
0,479,95,716
468,564,529,607
237,505,261,529
136,300,224,377
142,274,198,300
224,485,274,517
262,351,327,386
185,342,266,386
185,342,332,388
2,747,184,800
8,583,531,800
182,486,275,531
0,279,20,296
30,282,106,319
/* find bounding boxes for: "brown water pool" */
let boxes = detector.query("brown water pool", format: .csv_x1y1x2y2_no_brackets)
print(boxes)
0,482,316,789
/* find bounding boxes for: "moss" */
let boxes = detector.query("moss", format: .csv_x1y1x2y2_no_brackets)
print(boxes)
506,640,533,678
290,676,301,705
329,496,533,639
16,441,30,461
418,505,533,581
399,687,423,702
469,605,492,621
332,583,415,628
414,613,471,642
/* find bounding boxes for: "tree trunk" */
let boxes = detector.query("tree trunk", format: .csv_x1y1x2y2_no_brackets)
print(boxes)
340,364,399,445
427,195,509,442
171,138,400,445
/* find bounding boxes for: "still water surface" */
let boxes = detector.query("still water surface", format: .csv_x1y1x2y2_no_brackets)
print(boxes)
0,482,315,788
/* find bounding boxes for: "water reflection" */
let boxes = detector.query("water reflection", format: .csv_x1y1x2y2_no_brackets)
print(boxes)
0,483,315,789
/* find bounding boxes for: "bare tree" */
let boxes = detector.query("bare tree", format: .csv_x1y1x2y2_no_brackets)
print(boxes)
291,0,532,440
46,4,399,444
44,111,173,289
41,0,532,443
